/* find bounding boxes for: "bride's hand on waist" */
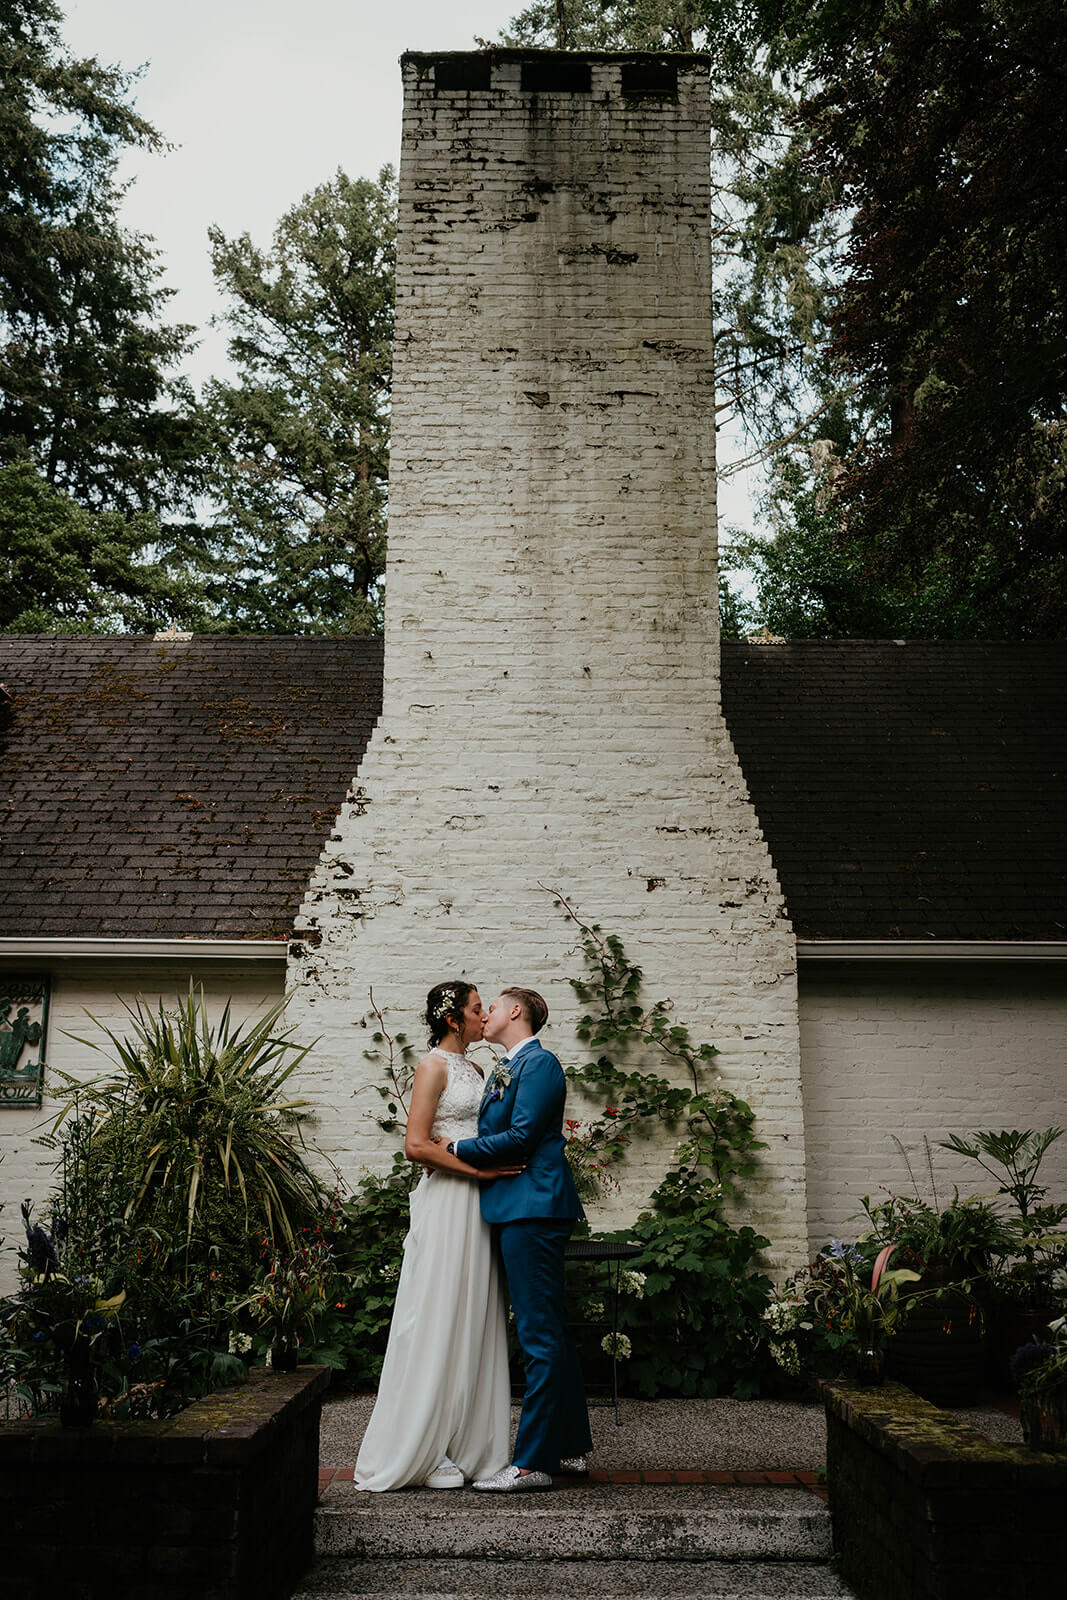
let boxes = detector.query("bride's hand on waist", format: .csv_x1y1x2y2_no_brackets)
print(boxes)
478,1163,525,1180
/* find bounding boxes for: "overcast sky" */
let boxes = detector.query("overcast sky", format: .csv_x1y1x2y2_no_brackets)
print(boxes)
61,1,755,529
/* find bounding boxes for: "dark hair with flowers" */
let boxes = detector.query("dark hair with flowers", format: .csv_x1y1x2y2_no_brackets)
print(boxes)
425,981,476,1047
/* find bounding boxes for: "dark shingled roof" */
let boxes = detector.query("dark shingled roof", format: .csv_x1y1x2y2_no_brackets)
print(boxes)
0,636,383,939
721,641,1067,941
1,637,1063,943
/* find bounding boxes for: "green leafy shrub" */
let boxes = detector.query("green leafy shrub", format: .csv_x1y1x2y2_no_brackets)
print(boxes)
551,892,775,1398
54,988,327,1284
3,990,328,1416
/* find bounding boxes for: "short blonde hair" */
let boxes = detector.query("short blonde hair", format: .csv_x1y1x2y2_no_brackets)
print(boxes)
500,986,548,1033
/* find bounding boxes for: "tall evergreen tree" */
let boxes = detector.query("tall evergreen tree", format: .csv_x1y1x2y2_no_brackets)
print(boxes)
0,458,202,632
0,0,202,516
204,168,396,633
765,0,1067,636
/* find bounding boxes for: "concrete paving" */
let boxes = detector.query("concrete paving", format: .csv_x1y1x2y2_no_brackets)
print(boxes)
304,1391,1020,1600
294,1557,857,1598
319,1389,1022,1472
315,1482,832,1562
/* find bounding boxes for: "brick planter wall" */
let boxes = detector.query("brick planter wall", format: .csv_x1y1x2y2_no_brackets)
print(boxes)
0,1365,330,1600
822,1379,1067,1600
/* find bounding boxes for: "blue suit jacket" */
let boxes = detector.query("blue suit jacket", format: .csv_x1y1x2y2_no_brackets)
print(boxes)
455,1039,583,1224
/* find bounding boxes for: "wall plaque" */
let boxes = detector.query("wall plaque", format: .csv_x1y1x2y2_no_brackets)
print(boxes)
0,974,49,1107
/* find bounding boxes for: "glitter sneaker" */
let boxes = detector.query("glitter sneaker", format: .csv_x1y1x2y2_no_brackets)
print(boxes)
473,1464,552,1492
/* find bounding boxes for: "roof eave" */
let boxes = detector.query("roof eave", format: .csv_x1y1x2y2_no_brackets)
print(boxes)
0,938,289,961
796,939,1067,961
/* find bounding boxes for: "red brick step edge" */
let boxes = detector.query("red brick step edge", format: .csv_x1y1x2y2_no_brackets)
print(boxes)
318,1467,828,1500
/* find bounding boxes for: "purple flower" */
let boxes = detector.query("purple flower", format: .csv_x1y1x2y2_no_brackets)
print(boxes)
823,1239,862,1262
24,1224,58,1277
1010,1340,1054,1386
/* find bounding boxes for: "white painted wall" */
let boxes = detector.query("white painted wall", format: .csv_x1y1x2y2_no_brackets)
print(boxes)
799,961,1067,1254
286,55,806,1268
0,960,284,1290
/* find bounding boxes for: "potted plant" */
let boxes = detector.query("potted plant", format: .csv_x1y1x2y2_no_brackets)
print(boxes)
940,1127,1067,1386
7,1202,126,1425
3,990,329,1424
858,1185,1012,1405
235,1237,334,1370
1012,1315,1067,1452
762,1241,919,1388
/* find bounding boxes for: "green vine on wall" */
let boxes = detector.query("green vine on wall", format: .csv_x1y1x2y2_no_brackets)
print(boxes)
543,888,774,1396
549,886,766,1199
361,987,417,1135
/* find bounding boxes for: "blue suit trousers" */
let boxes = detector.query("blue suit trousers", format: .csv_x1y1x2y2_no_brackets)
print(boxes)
498,1219,593,1472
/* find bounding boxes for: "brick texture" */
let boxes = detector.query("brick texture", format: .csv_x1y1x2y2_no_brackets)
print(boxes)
823,1381,1067,1600
799,962,1067,1252
0,1366,328,1600
285,53,807,1266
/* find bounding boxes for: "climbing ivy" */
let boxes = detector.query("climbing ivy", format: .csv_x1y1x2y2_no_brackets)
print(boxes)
550,891,774,1397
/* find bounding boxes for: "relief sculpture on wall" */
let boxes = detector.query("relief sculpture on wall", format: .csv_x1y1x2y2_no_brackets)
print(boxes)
0,976,48,1107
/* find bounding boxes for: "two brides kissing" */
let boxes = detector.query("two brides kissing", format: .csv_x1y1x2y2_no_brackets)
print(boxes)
354,981,592,1491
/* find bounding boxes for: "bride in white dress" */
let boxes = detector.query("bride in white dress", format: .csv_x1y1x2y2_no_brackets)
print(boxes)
354,981,519,1491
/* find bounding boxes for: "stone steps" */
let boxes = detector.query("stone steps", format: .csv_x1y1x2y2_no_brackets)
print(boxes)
294,1482,854,1598
294,1557,854,1599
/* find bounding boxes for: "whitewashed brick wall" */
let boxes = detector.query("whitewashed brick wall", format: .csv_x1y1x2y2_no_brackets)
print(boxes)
287,54,807,1268
800,962,1067,1253
0,961,284,1290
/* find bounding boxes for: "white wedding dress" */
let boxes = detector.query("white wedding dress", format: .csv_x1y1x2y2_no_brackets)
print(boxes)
354,1048,511,1490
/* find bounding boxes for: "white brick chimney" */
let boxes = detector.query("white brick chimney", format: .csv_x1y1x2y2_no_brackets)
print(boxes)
288,51,806,1266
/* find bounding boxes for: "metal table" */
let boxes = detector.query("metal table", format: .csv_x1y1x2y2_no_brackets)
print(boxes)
564,1238,643,1423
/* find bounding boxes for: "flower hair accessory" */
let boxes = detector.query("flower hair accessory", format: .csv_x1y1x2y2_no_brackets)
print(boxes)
433,988,458,1023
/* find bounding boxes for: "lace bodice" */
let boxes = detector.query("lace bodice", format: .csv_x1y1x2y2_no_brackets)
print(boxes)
429,1048,486,1142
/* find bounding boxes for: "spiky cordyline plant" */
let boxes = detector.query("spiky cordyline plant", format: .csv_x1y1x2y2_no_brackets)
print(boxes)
53,988,325,1258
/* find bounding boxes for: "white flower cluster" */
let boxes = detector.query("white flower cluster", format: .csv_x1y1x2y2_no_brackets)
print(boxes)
583,1300,605,1320
601,1332,632,1359
228,1330,254,1356
761,1297,811,1336
380,1262,400,1282
770,1338,802,1377
621,1270,646,1299
761,1289,813,1376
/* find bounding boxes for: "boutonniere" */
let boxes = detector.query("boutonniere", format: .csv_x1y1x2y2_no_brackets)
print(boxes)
484,1060,512,1102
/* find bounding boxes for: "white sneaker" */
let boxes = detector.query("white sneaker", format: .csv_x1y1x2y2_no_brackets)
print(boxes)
423,1457,464,1489
473,1464,553,1492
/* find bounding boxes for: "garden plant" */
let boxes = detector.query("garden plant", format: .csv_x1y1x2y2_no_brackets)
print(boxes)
2,989,331,1420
